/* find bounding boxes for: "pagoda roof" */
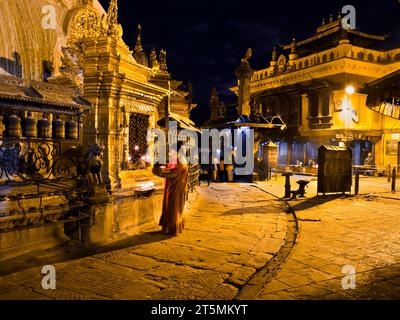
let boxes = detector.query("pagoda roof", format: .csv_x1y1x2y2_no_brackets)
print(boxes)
0,75,90,114
361,69,400,109
282,18,387,56
201,115,286,130
257,79,333,97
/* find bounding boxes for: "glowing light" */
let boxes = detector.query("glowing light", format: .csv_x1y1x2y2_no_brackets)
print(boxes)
345,85,355,95
134,145,139,151
136,181,155,192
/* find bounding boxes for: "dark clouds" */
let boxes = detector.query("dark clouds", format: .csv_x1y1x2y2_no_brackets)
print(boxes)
99,0,400,125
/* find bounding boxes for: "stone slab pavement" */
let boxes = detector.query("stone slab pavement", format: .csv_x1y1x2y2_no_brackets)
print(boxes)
254,177,400,300
0,183,288,300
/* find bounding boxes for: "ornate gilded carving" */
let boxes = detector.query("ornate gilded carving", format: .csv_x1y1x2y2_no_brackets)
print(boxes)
133,24,149,67
135,24,143,52
68,4,103,45
60,45,84,91
85,143,105,189
150,48,159,70
242,48,253,63
277,54,287,73
159,49,168,71
219,102,226,118
106,0,122,39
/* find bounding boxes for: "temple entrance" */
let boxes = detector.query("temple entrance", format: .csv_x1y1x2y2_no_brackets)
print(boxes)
278,141,288,165
350,139,374,165
129,113,150,168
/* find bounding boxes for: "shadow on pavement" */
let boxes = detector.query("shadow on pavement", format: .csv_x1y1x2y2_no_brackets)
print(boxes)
290,194,349,212
0,228,172,276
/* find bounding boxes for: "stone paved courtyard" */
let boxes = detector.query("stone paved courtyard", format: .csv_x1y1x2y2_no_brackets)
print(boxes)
0,184,288,300
253,177,400,300
0,179,399,300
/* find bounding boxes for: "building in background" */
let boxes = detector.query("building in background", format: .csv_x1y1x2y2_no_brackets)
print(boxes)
362,69,400,170
231,14,400,172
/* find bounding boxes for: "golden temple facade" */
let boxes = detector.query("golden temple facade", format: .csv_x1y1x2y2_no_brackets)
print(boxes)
0,0,196,258
233,15,400,171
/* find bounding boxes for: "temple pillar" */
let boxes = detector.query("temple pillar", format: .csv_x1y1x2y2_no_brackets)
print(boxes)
301,94,309,130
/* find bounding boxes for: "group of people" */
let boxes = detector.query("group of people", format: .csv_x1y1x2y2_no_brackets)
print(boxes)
158,145,376,236
199,161,235,185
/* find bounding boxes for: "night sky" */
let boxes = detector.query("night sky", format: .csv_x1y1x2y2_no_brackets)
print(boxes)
99,0,400,125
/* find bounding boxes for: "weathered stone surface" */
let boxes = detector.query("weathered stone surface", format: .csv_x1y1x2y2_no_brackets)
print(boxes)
227,266,257,286
256,179,400,300
0,184,287,300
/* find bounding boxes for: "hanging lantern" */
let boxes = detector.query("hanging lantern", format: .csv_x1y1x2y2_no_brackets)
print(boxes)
5,112,22,138
22,112,37,138
37,114,51,138
65,117,78,139
52,115,65,139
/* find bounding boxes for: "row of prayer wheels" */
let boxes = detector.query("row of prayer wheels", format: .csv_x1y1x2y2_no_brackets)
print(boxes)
2,112,78,140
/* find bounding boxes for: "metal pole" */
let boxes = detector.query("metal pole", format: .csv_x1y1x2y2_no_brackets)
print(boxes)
165,81,171,164
283,173,292,199
355,167,359,196
388,164,391,182
392,167,396,193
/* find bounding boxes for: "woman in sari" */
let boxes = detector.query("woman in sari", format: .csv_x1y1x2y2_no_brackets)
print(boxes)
159,146,189,235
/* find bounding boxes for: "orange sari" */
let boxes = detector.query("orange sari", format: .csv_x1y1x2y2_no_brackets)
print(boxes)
159,159,188,235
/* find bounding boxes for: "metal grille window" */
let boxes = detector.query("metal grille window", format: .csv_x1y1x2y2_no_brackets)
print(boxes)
129,112,149,168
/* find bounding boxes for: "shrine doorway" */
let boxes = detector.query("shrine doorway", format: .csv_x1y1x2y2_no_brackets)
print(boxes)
350,139,374,165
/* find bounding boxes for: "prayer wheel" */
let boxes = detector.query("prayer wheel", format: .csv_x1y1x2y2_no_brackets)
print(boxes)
38,114,51,138
65,117,78,139
5,113,22,138
22,112,37,138
52,115,65,139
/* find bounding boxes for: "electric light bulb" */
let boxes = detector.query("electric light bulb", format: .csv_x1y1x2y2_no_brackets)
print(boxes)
345,85,355,95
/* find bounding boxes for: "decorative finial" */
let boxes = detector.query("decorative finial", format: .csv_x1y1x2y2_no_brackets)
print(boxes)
159,49,168,71
219,102,226,118
135,24,143,52
272,47,277,61
322,18,325,25
291,38,297,54
209,86,222,120
150,48,159,69
337,12,342,20
329,14,333,23
242,48,253,63
106,0,119,38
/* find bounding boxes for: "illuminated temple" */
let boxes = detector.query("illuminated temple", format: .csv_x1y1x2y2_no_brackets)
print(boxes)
231,14,400,172
0,0,196,259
